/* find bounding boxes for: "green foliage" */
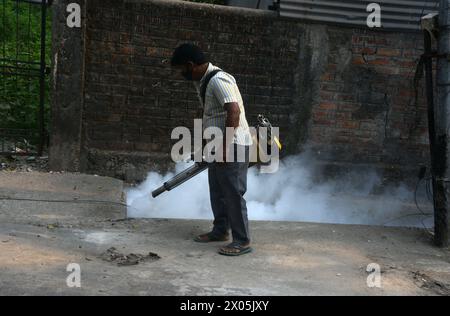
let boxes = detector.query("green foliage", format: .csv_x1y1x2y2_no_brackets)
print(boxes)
0,1,51,142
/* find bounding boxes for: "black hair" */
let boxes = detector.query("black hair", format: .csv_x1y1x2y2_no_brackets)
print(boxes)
171,43,207,66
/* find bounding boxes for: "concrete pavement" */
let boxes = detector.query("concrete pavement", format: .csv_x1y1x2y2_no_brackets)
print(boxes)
0,171,449,295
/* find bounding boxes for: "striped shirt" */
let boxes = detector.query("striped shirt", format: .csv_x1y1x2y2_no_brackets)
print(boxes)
195,63,253,146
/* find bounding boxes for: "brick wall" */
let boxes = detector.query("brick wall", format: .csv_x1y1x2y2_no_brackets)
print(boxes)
309,27,429,166
50,0,430,182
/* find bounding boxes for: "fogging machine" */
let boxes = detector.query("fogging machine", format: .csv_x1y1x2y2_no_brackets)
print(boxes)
151,114,282,198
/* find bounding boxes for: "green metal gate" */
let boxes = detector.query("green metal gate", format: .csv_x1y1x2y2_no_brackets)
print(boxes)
0,0,50,156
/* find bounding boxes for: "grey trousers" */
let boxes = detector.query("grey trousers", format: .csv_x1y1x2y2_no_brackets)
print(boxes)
208,144,250,244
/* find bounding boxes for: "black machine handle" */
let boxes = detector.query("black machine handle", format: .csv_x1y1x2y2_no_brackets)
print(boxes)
151,162,208,198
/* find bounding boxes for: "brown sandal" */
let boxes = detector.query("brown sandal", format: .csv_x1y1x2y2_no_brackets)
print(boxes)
194,232,229,243
218,242,253,256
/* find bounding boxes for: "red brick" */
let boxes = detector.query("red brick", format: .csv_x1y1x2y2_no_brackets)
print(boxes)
402,49,422,58
313,119,336,126
352,47,377,55
146,47,158,56
368,58,390,66
319,91,335,101
398,60,417,68
318,102,337,110
367,37,388,46
352,56,367,65
119,46,134,55
338,121,360,129
377,66,400,75
336,94,354,102
377,48,401,57
320,73,335,81
336,112,352,120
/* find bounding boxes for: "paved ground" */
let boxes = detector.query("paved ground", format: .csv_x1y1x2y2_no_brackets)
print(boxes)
1,171,449,296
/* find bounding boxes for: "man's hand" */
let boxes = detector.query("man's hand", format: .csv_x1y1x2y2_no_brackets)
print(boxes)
195,107,203,119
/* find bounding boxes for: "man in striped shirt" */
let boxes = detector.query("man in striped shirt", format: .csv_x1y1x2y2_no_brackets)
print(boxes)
171,43,253,256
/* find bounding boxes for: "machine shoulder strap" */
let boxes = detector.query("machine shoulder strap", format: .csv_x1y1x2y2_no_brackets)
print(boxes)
200,69,222,106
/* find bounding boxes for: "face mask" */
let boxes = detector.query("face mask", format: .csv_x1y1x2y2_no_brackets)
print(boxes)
182,63,194,81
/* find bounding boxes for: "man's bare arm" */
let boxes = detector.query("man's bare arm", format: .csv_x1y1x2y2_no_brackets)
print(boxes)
223,102,240,161
224,102,240,128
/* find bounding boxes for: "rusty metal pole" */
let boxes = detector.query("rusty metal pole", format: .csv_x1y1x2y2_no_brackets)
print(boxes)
434,0,450,247
421,15,438,239
38,0,47,156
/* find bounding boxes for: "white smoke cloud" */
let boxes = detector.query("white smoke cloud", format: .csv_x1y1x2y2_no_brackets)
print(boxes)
126,153,433,228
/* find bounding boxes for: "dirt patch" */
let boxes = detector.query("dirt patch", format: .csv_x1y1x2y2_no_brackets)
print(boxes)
100,247,160,266
411,271,450,296
0,236,74,268
0,155,48,173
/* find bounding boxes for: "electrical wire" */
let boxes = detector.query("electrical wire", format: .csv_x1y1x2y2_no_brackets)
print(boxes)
413,177,435,236
390,0,441,236
409,0,440,235
415,178,428,216
381,171,434,236
380,0,437,140
425,177,433,201
404,1,439,135
382,212,432,226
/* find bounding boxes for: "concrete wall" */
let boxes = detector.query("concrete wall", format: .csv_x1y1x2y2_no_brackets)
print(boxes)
50,0,429,182
226,0,274,10
50,0,87,172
